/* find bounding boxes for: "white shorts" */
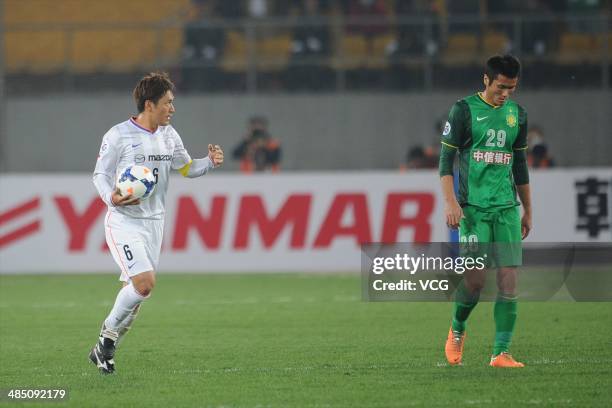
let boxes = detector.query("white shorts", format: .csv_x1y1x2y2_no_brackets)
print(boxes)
104,211,164,282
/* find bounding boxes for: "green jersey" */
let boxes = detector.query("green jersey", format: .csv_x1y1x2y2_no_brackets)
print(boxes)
440,93,528,210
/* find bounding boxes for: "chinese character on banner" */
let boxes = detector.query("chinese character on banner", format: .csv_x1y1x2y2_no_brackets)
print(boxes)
494,152,504,164
484,151,495,164
473,150,484,162
575,177,610,238
503,153,512,165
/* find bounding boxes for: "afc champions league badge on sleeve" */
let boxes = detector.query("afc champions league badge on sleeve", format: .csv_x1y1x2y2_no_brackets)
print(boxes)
98,142,108,157
164,136,174,151
443,121,451,136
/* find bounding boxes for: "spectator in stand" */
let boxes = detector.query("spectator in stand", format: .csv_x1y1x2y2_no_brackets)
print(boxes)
232,116,282,173
529,144,556,168
486,0,515,46
216,0,245,19
345,0,389,38
248,0,268,18
567,0,602,32
288,0,333,90
520,0,554,56
400,118,443,171
400,144,439,171
181,0,225,91
292,0,330,57
447,0,480,33
527,125,556,168
390,0,440,57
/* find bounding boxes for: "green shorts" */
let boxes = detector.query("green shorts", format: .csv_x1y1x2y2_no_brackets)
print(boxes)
459,205,522,267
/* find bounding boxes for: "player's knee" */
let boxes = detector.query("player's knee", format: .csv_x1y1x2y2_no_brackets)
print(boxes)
497,267,517,293
133,273,155,297
137,285,153,297
140,280,155,297
466,280,485,293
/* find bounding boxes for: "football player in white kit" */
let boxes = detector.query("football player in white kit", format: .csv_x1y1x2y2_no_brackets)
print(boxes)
89,72,224,374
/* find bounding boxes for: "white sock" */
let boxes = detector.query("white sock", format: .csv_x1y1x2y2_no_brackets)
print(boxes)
104,283,146,332
115,304,141,347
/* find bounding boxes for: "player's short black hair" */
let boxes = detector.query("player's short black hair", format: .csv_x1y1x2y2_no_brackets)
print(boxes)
484,55,521,83
133,72,175,113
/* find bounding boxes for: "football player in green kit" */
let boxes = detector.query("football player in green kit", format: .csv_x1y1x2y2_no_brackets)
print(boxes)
439,55,532,368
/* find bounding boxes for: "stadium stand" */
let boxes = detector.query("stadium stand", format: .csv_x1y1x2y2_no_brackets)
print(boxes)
441,33,479,65
368,33,395,69
255,33,293,71
557,32,599,64
4,30,67,73
333,34,369,70
2,0,610,91
220,30,248,73
482,31,511,55
4,0,189,73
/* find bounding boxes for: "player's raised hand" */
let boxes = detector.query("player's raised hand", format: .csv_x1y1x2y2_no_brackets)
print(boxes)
208,144,224,167
111,187,141,206
444,200,464,229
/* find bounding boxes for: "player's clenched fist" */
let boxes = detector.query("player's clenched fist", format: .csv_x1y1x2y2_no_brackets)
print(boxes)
208,144,224,167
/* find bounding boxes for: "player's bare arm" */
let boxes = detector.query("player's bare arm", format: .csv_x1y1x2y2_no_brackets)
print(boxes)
439,98,467,230
441,175,463,229
516,183,532,239
512,99,530,239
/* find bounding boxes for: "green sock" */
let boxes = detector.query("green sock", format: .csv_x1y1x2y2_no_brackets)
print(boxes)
451,280,480,333
493,293,518,356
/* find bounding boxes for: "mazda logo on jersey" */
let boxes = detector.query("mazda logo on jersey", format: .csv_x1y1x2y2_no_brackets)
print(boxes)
135,154,146,163
148,154,173,161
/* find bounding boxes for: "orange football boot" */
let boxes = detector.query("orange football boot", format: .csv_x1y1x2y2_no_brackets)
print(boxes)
445,327,466,365
489,352,525,368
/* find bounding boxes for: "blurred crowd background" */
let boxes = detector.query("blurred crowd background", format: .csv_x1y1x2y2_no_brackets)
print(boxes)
5,0,611,92
1,0,611,172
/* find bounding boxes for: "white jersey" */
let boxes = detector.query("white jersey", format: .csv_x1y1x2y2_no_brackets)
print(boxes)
94,118,192,220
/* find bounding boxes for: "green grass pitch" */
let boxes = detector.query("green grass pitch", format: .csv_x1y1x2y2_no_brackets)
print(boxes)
1,273,611,407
